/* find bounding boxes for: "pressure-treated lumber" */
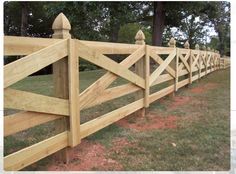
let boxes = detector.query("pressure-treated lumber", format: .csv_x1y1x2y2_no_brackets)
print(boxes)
149,49,175,78
68,39,80,147
80,99,144,139
149,85,175,104
4,40,67,88
179,53,190,72
148,46,175,55
177,49,190,71
80,40,141,54
189,50,193,84
77,40,145,89
145,45,150,108
4,131,68,171
134,30,146,117
4,88,69,116
81,83,140,110
4,36,61,56
149,50,176,86
79,44,145,110
177,79,189,89
152,73,174,87
4,111,63,137
52,13,71,163
175,48,179,91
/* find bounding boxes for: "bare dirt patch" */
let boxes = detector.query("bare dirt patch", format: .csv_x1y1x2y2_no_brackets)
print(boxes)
169,96,191,109
190,82,218,94
116,112,178,131
47,140,123,171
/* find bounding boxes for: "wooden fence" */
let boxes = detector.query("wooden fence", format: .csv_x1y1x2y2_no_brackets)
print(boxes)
3,13,230,171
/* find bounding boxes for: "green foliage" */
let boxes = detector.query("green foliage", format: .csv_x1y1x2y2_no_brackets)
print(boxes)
118,23,151,44
4,1,230,55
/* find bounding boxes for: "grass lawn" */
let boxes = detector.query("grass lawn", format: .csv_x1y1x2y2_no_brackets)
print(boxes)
4,68,230,171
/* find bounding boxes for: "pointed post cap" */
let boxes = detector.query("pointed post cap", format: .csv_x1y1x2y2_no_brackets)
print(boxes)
168,37,176,47
135,30,145,45
52,13,71,39
195,44,200,50
184,40,190,49
202,45,206,50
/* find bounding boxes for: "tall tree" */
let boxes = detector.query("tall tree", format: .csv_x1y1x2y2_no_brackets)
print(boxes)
152,2,165,46
20,2,29,36
203,1,230,56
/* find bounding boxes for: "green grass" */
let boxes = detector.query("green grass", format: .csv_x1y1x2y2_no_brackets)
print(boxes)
4,68,230,171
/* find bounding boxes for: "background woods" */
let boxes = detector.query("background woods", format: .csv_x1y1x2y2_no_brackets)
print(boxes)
4,1,230,74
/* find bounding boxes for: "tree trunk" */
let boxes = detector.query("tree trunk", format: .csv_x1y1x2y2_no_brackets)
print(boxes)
218,30,225,56
152,1,165,46
20,2,28,36
110,24,120,42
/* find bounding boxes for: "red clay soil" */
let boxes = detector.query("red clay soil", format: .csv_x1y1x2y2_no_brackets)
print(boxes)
190,82,218,94
47,140,123,171
116,112,177,131
169,96,191,109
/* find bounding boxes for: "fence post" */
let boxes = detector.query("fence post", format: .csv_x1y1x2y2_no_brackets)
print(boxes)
135,30,146,117
52,13,71,163
206,47,210,75
175,40,181,91
168,37,179,94
194,44,199,82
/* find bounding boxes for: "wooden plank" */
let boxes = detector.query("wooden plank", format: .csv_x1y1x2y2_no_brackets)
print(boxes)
152,73,174,87
4,111,63,137
80,99,144,139
4,88,69,116
4,39,67,88
145,45,150,108
178,69,189,77
149,85,175,104
51,14,71,164
179,52,190,72
82,83,140,110
199,54,202,79
68,39,80,147
4,131,69,171
192,74,199,82
192,52,200,68
4,36,61,56
189,50,193,84
134,57,145,116
177,79,189,89
175,48,179,91
79,44,145,110
148,46,175,55
77,40,145,89
149,50,176,86
80,40,141,54
178,48,190,54
149,49,175,78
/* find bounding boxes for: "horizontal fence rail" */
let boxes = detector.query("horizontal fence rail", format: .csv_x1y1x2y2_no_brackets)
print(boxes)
3,13,230,171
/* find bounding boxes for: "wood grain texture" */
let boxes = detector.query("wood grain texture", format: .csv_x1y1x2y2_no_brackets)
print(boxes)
4,36,61,56
68,39,80,146
4,111,63,137
149,50,176,86
77,40,145,89
4,88,69,116
80,99,144,139
4,40,67,88
4,131,68,171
